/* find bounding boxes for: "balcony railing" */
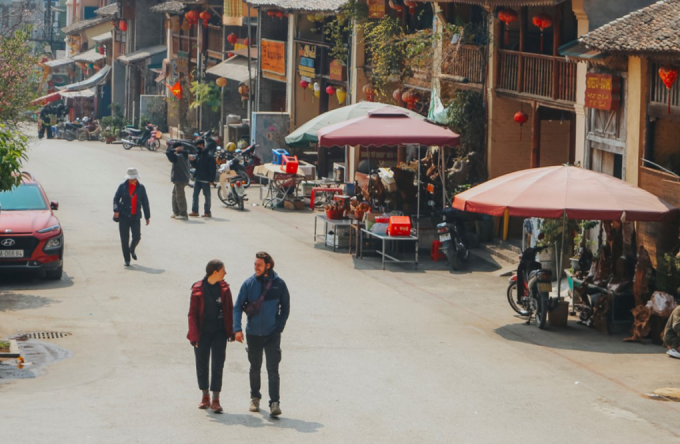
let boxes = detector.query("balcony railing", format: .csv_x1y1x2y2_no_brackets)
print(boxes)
441,44,485,84
207,25,222,56
497,50,576,103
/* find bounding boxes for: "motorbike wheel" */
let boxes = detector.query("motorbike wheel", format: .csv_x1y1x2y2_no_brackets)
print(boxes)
238,197,244,211
238,170,251,188
506,282,530,317
122,141,133,150
77,131,88,142
216,186,233,206
147,139,160,151
535,294,549,329
459,243,470,264
64,131,75,141
445,246,459,271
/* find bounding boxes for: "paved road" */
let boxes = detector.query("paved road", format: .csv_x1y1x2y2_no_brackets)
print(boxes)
1,137,679,443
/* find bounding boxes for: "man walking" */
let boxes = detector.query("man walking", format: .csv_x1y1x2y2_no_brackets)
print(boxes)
113,168,150,266
234,252,290,417
189,139,216,218
166,141,193,220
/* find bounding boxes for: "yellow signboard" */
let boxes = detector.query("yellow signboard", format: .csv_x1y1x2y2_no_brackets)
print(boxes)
261,39,286,76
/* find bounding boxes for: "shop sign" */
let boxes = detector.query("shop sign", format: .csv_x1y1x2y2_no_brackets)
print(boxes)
298,44,316,80
585,73,620,111
177,50,189,75
329,59,346,82
368,0,386,19
262,39,286,76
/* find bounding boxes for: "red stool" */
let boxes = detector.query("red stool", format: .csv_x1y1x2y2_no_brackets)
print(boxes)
431,240,444,262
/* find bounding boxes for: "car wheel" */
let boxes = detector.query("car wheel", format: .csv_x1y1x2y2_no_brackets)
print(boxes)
45,265,63,280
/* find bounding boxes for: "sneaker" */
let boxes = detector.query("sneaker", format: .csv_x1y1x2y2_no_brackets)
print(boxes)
202,213,212,218
130,250,137,261
177,215,188,220
210,399,223,413
124,261,130,267
199,395,210,409
170,214,177,219
249,397,260,412
667,348,680,359
189,212,200,217
270,401,281,417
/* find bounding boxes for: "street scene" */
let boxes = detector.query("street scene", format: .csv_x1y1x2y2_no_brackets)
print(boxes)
2,0,680,443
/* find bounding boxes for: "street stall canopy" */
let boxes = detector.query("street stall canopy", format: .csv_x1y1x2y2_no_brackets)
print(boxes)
452,165,677,222
91,31,113,44
57,65,111,91
318,107,460,148
117,45,166,65
44,57,74,68
206,56,257,84
30,91,62,106
286,102,425,148
72,48,106,64
60,88,96,99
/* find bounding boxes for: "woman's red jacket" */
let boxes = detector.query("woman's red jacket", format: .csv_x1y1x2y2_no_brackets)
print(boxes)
187,280,235,343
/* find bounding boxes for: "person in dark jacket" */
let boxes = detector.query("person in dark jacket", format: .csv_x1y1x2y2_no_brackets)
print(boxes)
188,259,235,413
113,168,151,266
234,251,290,417
189,139,216,218
166,141,193,220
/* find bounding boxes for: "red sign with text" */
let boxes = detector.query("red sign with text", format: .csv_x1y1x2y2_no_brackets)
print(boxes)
585,73,620,111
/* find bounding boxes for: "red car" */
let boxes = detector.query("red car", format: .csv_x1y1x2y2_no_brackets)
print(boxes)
0,172,63,279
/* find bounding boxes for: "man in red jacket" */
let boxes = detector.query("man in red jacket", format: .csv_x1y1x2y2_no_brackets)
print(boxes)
187,259,234,413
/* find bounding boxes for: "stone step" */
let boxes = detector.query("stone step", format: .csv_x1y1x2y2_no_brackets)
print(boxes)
481,243,521,265
469,247,517,277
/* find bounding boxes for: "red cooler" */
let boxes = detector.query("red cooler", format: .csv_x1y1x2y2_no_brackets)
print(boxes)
388,216,411,236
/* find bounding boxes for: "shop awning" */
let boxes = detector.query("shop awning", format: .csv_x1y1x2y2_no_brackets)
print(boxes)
72,48,106,64
92,31,112,43
60,88,96,99
30,91,62,106
57,65,111,91
44,58,74,68
559,40,607,61
117,45,166,65
206,56,256,83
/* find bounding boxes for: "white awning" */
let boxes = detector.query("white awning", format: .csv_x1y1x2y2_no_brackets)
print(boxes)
72,48,106,64
60,88,96,99
206,56,257,84
45,58,74,68
57,65,111,91
92,31,112,43
117,45,166,64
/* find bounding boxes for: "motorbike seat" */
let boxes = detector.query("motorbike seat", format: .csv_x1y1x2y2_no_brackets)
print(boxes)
127,128,142,134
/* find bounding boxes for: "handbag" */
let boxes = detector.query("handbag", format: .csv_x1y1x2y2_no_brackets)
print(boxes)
242,280,272,318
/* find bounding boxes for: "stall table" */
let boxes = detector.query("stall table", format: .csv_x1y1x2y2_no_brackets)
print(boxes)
310,187,343,209
567,271,635,333
314,215,353,252
254,164,305,210
359,229,419,270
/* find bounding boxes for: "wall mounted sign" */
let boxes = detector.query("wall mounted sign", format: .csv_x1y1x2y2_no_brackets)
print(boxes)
298,44,317,81
585,73,620,111
261,39,286,76
177,50,189,75
329,59,346,82
368,0,386,19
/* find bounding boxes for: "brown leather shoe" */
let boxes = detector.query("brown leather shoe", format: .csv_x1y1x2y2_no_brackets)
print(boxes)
202,213,212,218
198,395,210,409
188,212,200,217
210,399,223,413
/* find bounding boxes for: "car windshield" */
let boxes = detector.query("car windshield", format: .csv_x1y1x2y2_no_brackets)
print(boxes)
0,184,48,211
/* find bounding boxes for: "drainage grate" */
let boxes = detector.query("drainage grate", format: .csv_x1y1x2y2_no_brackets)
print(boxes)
24,332,72,340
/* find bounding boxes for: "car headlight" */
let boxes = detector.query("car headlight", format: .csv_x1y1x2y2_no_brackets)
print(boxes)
44,235,62,250
38,224,61,234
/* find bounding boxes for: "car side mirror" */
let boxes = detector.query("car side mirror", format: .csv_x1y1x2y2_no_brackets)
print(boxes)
50,201,59,210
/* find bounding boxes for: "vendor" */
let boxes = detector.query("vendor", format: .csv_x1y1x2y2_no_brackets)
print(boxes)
663,305,680,359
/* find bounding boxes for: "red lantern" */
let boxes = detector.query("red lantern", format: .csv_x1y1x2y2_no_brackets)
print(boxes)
392,88,402,103
199,10,211,27
514,111,529,141
118,20,127,32
300,80,310,89
244,38,249,47
659,66,679,115
532,13,552,52
402,90,420,110
389,0,403,13
326,85,336,96
498,8,518,47
227,33,238,45
98,45,105,55
267,10,276,17
275,11,285,19
362,83,375,102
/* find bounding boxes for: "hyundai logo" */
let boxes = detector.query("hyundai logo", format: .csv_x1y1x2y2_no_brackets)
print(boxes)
1,238,16,247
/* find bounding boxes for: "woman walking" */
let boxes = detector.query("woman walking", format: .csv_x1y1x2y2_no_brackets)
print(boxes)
187,260,235,413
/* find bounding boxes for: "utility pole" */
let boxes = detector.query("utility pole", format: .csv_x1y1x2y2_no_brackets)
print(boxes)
44,0,54,54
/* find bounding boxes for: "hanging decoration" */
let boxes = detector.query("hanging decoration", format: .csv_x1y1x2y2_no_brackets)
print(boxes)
98,45,105,55
313,82,320,98
514,110,528,141
658,66,678,115
336,87,347,105
199,10,211,27
184,10,199,27
243,38,249,47
362,83,375,102
275,11,285,19
300,80,310,101
166,81,183,99
216,77,228,88
227,33,238,45
118,20,128,32
498,8,518,47
238,83,249,101
531,13,552,52
267,10,276,17
181,18,190,31
326,85,336,96
403,0,417,14
401,90,420,110
389,0,403,13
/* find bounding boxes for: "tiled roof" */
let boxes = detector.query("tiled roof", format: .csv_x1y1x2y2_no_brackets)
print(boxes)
118,45,167,64
62,17,110,35
416,0,565,5
580,0,680,56
245,0,348,12
92,31,113,43
95,3,118,17
150,1,202,14
72,48,106,64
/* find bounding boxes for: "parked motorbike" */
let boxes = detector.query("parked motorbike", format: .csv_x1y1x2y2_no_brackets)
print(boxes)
166,130,218,152
436,208,469,271
121,123,159,151
77,120,102,141
60,121,84,141
236,144,261,185
217,160,247,210
506,246,555,329
215,147,251,187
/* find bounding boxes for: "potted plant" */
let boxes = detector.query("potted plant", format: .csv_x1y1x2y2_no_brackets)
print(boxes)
100,116,115,143
570,220,598,272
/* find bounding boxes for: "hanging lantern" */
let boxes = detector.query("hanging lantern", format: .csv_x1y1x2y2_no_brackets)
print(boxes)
98,45,105,55
315,14,325,22
326,85,336,96
336,87,347,105
299,80,310,89
199,10,211,27
392,88,402,103
403,0,417,14
313,82,320,98
267,10,276,17
532,13,552,52
402,90,420,110
498,8,518,47
238,83,250,100
514,111,529,141
275,11,285,19
118,20,127,32
306,14,316,22
216,77,228,88
244,37,249,47
227,33,238,45
389,0,403,13
362,83,375,102
659,66,679,115
181,18,190,31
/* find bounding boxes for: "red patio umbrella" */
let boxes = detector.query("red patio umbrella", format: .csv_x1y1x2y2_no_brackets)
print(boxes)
317,107,460,147
30,91,63,106
452,165,676,222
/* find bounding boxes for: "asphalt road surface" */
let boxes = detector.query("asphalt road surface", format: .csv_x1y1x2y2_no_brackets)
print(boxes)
1,136,679,443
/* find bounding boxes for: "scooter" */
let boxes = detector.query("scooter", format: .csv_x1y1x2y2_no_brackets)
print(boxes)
506,246,555,329
215,147,251,187
436,208,469,271
76,120,102,141
61,121,84,141
217,160,247,210
121,123,159,151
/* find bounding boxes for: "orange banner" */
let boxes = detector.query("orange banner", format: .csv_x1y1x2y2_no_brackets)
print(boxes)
261,39,286,76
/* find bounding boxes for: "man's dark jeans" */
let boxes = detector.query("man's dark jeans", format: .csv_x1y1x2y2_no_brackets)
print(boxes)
118,215,141,263
246,332,281,405
194,329,228,392
192,181,211,214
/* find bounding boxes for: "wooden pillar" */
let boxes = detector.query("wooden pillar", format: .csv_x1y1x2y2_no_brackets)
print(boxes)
531,101,541,168
397,145,406,164
552,5,562,100
517,7,526,93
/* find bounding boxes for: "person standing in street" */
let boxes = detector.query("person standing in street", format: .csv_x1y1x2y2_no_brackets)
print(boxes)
189,139,216,218
187,260,235,413
234,252,290,417
166,141,193,220
113,168,150,266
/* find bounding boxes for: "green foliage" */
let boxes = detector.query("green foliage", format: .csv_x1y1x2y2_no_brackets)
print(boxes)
657,253,680,297
537,218,579,249
190,81,221,112
363,16,405,95
0,27,38,124
101,103,127,137
0,124,29,192
446,90,485,155
573,220,598,254
325,0,368,63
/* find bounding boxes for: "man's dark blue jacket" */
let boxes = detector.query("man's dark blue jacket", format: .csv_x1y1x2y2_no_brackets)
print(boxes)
234,271,290,336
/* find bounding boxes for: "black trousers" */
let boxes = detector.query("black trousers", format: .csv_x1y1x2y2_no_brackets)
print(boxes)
118,216,141,263
38,121,53,139
246,332,281,404
194,329,228,392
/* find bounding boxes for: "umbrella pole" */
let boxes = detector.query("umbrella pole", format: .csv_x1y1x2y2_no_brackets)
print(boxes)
557,212,566,301
417,149,421,236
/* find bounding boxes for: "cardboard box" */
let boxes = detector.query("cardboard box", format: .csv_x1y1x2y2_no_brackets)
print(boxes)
284,199,305,210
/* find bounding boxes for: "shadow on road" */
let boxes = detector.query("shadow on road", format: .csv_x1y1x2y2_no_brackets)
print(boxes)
0,292,59,312
0,272,75,290
349,254,497,275
125,264,165,275
207,411,323,433
494,321,663,355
